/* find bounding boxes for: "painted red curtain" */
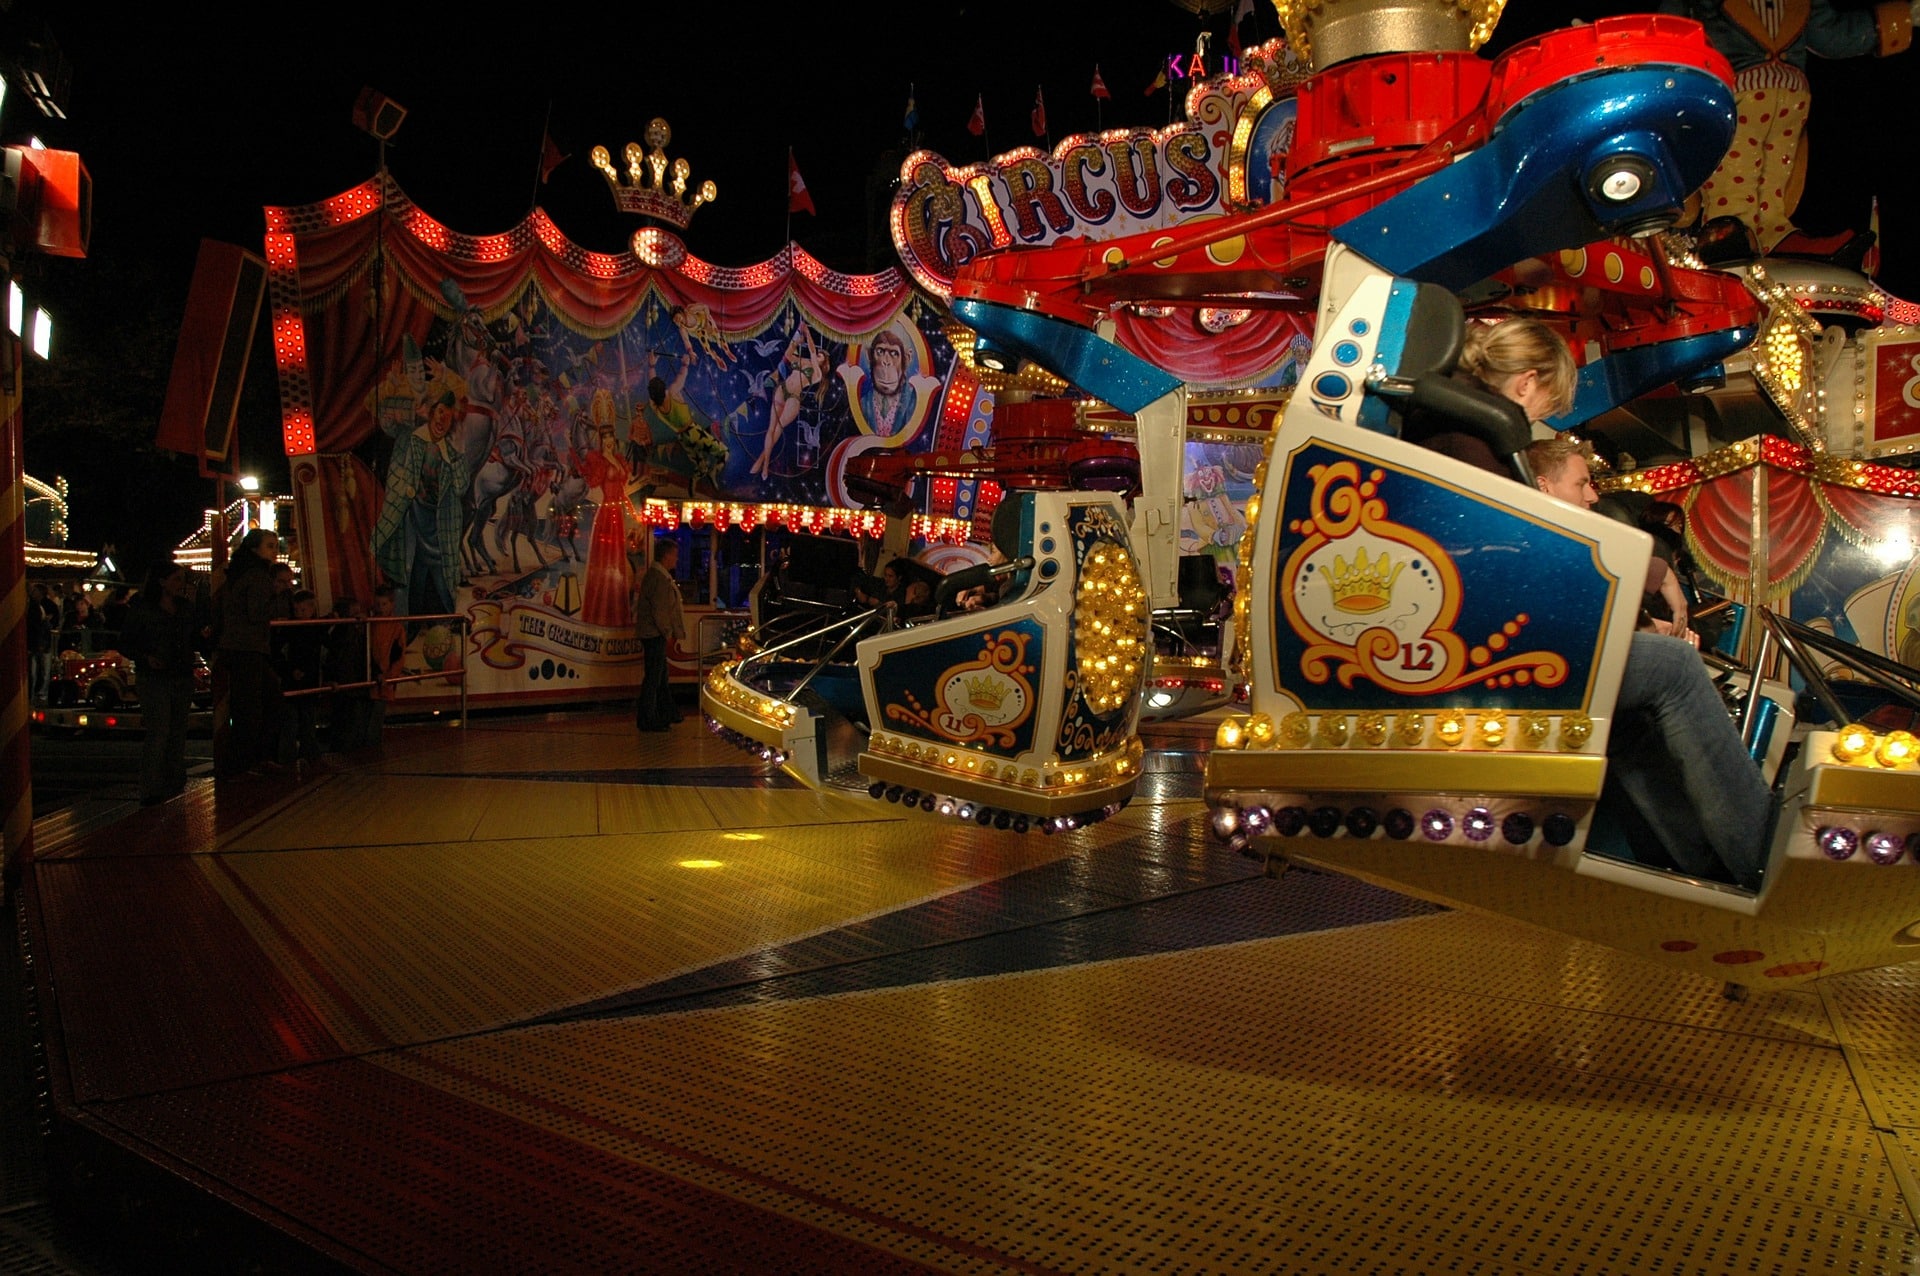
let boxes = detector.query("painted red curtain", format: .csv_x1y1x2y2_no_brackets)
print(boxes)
1109,307,1312,388
266,177,915,456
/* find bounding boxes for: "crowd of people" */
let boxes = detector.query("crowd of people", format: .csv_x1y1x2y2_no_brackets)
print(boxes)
30,531,413,808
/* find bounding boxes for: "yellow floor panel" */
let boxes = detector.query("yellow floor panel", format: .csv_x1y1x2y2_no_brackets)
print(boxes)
219,775,496,849
471,778,604,840
1823,965,1920,1131
594,782,726,836
1268,903,1841,1043
382,919,1919,1274
365,718,747,776
700,786,913,830
197,819,1082,1049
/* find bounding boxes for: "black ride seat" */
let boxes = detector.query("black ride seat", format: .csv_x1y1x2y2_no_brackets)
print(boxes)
1376,284,1534,483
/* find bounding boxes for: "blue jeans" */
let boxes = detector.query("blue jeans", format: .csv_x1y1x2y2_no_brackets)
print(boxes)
1606,632,1770,888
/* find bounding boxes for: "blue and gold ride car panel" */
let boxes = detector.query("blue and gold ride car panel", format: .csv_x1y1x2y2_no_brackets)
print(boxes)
872,619,1046,761
1269,438,1622,714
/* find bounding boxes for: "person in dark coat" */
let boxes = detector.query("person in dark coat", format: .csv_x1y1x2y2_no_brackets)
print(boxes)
273,589,328,770
123,564,202,804
215,529,283,777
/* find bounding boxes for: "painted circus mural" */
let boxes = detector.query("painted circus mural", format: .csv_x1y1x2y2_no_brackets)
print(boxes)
267,174,957,705
267,29,1920,718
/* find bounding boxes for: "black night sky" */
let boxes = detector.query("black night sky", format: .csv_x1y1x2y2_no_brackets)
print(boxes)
9,0,1918,575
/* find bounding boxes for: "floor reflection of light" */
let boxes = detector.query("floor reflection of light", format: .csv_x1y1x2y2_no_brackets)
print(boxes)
720,832,764,841
677,859,725,869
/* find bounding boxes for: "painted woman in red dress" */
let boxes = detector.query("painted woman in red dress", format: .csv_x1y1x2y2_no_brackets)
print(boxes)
579,425,635,628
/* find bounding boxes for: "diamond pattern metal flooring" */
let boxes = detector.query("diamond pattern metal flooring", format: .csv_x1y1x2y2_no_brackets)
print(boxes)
11,709,1920,1275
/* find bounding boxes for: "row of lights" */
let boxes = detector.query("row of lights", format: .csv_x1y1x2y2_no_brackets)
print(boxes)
1599,431,1920,502
1208,799,1577,853
642,499,972,544
1214,709,1594,752
705,716,790,767
865,781,1122,835
867,730,1142,793
1815,826,1916,865
1828,724,1919,769
6,277,53,359
1745,261,1826,453
703,663,798,726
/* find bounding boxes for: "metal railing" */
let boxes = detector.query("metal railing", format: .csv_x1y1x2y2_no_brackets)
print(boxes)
1760,611,1920,726
268,611,470,726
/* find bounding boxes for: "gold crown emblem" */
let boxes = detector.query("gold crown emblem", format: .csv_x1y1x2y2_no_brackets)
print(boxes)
1320,547,1404,614
965,675,1010,711
590,118,717,230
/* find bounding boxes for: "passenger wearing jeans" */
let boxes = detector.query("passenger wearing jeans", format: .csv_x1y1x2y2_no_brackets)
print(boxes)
1609,631,1772,888
1524,437,1771,889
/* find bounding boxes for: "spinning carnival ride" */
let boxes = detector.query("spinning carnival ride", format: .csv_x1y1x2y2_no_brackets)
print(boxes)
708,2,1920,989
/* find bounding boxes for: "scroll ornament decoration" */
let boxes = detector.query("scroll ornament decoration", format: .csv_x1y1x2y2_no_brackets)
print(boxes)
884,630,1037,750
1280,461,1567,695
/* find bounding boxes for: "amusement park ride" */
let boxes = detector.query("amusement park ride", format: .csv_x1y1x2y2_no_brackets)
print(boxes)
700,1,1920,990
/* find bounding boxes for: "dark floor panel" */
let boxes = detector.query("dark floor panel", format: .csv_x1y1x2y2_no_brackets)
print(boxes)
88,1057,944,1276
526,814,1245,1024
618,868,1440,1016
30,860,346,1103
533,804,1441,1025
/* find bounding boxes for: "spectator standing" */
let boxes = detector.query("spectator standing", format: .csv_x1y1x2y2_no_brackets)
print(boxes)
214,529,283,777
122,564,200,805
26,583,55,703
101,585,133,632
323,596,368,754
633,539,687,731
273,589,328,772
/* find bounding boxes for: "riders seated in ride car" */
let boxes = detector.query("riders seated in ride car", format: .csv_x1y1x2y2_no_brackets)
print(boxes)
1416,317,1578,477
1523,435,1770,890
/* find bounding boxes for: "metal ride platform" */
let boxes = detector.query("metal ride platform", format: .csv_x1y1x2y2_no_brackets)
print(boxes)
9,710,1920,1274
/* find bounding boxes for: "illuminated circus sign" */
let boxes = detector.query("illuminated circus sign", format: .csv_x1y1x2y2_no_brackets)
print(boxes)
890,125,1228,299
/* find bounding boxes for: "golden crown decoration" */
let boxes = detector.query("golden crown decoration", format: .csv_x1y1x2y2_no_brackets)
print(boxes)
965,675,1011,711
1269,0,1507,70
1321,547,1404,614
590,118,717,230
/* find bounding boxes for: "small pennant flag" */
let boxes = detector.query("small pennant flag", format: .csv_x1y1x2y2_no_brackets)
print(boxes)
539,130,568,183
904,84,919,132
1090,65,1111,100
1030,86,1047,138
967,94,986,136
1233,0,1253,23
1144,67,1168,96
1864,196,1882,277
788,151,815,215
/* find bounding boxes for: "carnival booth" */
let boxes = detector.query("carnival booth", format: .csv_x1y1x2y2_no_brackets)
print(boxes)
264,122,969,709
